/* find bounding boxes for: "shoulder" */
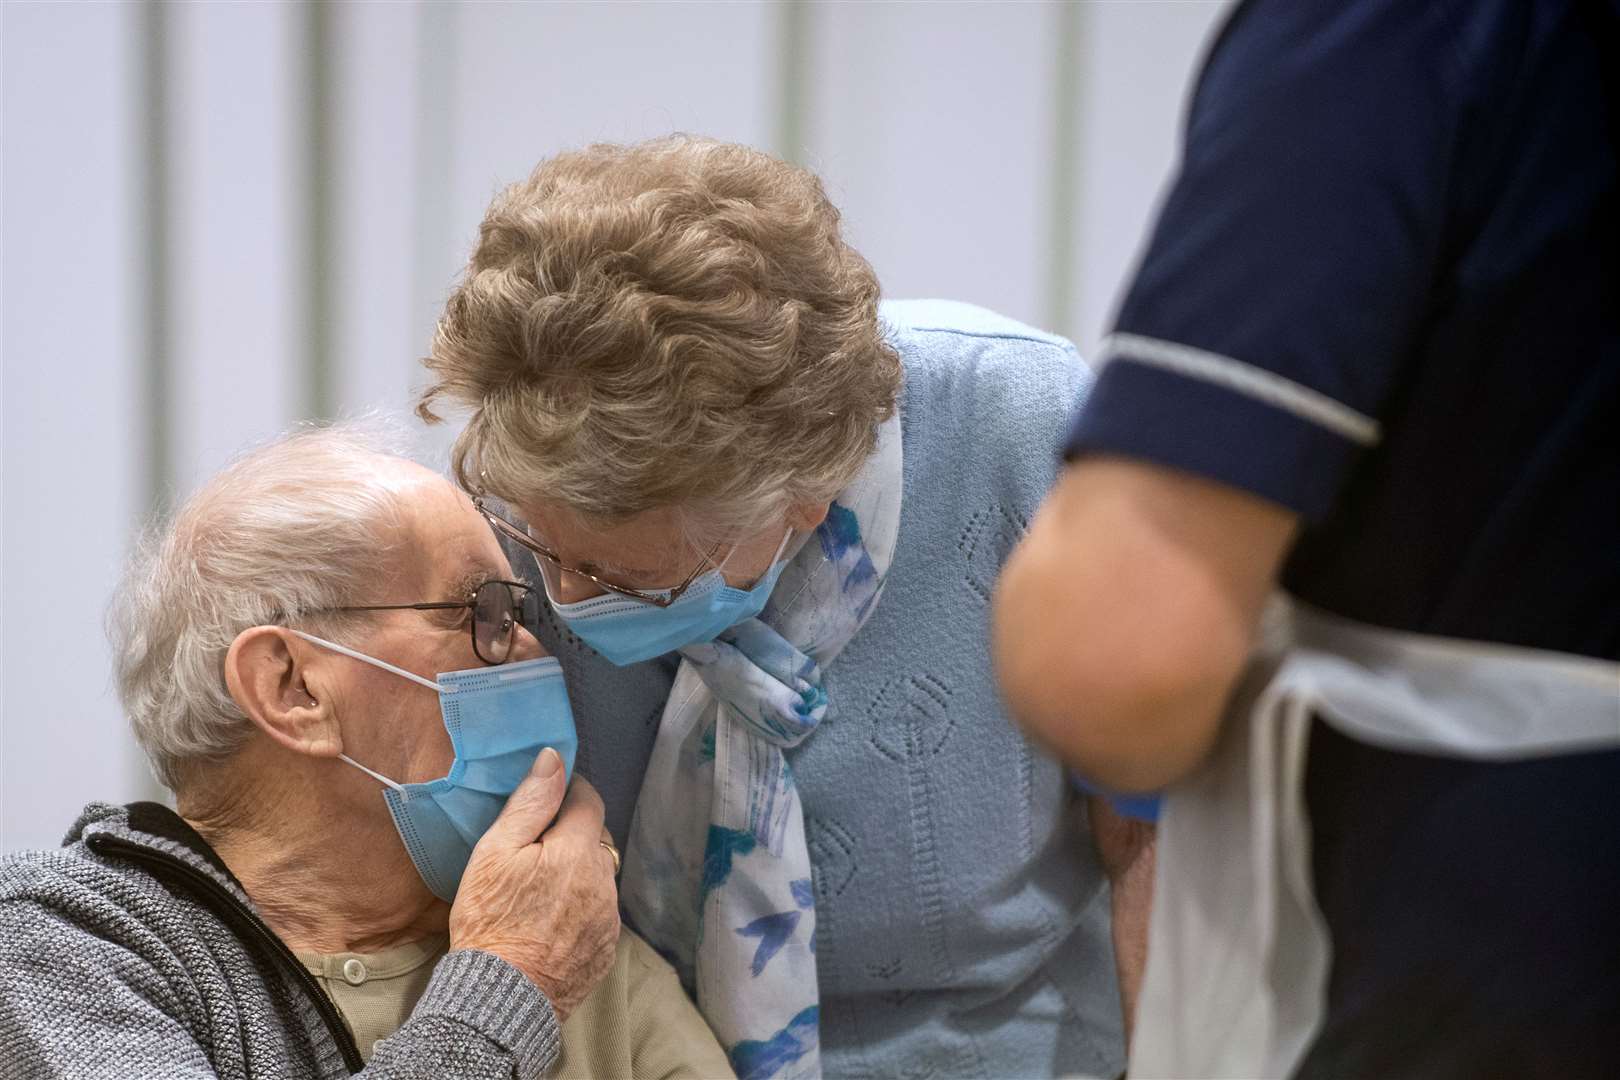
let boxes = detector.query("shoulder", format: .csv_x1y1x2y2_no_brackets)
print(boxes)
881,299,1090,485
4,804,157,905
883,298,1079,352
0,844,219,1066
2,842,151,941
0,827,209,959
883,300,1088,392
0,843,172,996
1,843,111,909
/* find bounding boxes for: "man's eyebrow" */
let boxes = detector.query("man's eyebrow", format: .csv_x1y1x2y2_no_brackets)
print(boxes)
448,566,498,598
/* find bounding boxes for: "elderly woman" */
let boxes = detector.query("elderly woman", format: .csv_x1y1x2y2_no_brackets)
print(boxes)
418,136,1136,1079
0,426,732,1080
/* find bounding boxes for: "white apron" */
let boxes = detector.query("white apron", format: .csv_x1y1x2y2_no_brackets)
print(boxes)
1130,596,1620,1079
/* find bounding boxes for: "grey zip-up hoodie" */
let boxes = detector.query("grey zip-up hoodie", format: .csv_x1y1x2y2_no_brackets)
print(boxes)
0,802,561,1079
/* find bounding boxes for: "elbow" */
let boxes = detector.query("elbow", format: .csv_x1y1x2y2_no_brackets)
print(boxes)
995,457,1296,792
1034,668,1231,794
993,533,1240,793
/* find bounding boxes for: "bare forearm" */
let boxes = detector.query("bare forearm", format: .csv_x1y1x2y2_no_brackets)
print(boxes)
993,498,1235,791
994,460,1296,790
1088,796,1156,1047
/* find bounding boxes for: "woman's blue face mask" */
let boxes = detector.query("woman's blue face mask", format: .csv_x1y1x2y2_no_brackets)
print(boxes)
549,531,793,666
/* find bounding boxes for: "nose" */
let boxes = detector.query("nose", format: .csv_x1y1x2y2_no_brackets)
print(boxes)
509,621,547,661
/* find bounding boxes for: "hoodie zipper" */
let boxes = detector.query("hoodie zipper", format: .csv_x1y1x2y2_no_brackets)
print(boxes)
88,834,366,1075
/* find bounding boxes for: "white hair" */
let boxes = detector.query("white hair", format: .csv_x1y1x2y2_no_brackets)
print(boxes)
111,420,418,791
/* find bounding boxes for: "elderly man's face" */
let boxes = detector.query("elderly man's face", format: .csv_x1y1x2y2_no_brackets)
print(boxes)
330,465,544,790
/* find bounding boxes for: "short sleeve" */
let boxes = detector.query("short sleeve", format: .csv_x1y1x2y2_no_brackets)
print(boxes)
1066,0,1463,520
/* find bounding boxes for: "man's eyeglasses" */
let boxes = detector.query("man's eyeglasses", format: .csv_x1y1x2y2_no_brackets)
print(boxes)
473,496,721,609
316,579,537,665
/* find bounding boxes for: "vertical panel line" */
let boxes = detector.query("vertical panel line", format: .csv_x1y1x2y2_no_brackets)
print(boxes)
775,0,811,164
412,0,457,396
138,1,173,512
135,0,174,803
1044,1,1084,338
305,0,336,419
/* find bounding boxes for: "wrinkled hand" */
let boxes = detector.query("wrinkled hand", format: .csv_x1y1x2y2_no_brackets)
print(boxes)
449,748,620,1021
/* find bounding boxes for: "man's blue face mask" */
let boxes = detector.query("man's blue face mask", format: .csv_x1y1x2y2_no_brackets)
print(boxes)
547,531,793,666
290,630,577,902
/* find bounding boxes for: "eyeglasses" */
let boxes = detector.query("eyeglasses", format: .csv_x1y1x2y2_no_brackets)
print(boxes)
316,579,538,665
473,496,722,609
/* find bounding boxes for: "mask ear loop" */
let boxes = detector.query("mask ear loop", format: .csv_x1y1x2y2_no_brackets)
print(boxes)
288,629,446,692
339,753,406,792
722,528,795,588
768,528,794,566
712,540,739,575
710,527,795,588
286,629,446,793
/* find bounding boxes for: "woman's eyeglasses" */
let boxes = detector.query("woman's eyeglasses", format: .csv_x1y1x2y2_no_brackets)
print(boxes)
473,496,721,609
316,579,537,665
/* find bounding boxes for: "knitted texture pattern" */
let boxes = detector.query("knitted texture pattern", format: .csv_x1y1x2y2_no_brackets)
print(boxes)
0,802,560,1079
530,300,1128,1079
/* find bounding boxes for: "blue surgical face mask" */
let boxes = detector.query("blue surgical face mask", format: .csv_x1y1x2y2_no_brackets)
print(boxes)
290,630,578,902
550,530,794,667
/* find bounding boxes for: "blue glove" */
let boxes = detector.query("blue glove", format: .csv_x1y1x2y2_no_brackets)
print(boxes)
1069,772,1161,823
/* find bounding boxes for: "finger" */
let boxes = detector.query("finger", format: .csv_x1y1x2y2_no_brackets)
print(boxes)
477,747,567,853
539,778,607,848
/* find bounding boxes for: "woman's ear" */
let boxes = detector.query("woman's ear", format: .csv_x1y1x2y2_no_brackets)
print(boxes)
787,501,831,532
224,627,344,760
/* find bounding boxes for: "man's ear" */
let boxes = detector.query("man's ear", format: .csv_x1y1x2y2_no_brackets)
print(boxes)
224,627,343,760
787,501,831,532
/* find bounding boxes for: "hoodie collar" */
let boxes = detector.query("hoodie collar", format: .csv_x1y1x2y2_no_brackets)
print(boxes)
74,800,251,904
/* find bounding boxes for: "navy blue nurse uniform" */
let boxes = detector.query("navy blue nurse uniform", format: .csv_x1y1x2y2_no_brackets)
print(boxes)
1066,1,1620,1074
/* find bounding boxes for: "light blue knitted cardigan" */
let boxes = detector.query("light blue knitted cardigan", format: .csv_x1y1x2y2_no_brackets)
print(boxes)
528,300,1125,1079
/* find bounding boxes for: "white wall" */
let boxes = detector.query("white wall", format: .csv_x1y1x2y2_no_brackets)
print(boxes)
3,1,149,849
0,0,1229,852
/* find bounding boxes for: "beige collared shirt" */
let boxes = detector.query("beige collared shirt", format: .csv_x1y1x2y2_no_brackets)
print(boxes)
297,928,733,1078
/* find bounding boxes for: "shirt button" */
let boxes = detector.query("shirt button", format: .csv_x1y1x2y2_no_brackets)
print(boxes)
341,958,367,985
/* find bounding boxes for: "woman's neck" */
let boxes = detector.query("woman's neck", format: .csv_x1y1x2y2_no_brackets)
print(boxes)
179,751,449,955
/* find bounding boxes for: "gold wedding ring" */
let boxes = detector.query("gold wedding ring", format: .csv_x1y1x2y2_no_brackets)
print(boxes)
600,839,622,876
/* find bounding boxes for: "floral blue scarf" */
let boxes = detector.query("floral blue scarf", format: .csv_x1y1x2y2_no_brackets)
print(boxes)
619,414,903,1080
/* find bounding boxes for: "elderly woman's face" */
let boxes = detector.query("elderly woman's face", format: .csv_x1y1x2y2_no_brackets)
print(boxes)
512,500,792,606
331,470,544,789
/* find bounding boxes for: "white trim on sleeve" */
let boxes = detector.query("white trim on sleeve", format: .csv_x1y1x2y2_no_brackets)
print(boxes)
1098,332,1382,446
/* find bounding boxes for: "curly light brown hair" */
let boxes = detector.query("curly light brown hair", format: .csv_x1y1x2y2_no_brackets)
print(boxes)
418,135,902,538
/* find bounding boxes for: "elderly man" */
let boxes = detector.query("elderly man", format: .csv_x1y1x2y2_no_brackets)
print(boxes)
0,425,732,1079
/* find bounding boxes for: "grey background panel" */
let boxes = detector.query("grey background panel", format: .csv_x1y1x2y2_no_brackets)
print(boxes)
0,0,1229,852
